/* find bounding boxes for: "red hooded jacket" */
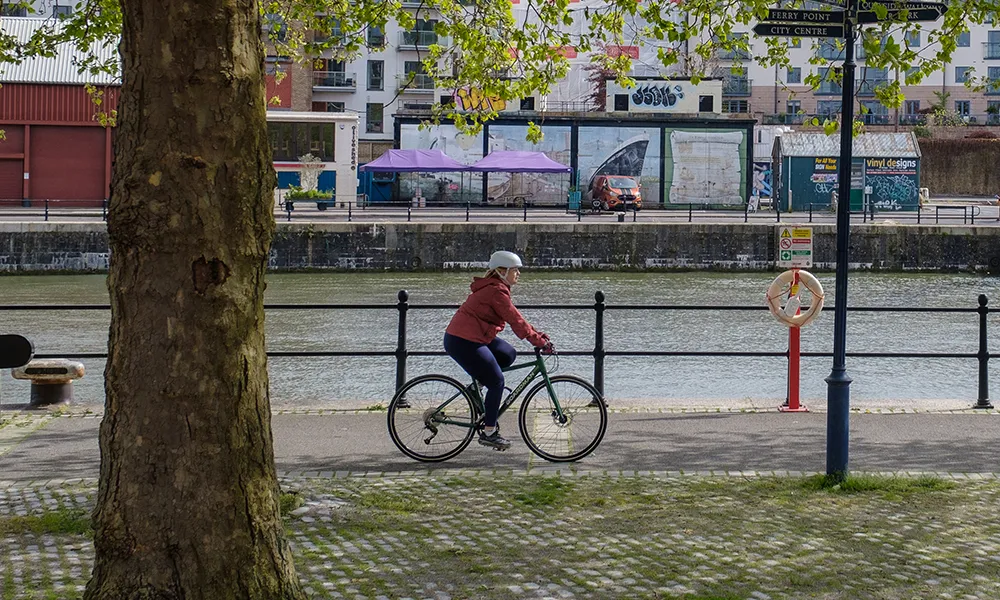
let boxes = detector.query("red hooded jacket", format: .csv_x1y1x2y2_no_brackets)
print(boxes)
446,276,548,347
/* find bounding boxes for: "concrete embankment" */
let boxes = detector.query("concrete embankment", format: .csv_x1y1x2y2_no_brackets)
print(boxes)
2,222,1000,273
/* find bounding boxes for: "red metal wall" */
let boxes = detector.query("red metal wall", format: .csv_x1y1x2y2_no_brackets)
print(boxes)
30,126,107,201
0,84,120,124
0,125,25,201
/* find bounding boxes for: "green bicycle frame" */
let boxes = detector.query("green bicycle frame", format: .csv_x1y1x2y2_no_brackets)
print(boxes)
431,352,563,427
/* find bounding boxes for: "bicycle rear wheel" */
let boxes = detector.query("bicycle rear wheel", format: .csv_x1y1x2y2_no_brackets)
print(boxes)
518,375,607,462
388,374,478,462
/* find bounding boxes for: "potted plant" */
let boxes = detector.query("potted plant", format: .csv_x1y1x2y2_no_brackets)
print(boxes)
285,185,334,210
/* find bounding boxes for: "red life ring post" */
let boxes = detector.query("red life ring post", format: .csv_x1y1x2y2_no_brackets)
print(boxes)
781,270,807,412
766,269,824,413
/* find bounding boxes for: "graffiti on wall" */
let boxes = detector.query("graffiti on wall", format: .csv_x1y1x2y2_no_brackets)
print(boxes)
454,88,507,112
752,162,772,198
864,157,918,211
631,85,685,109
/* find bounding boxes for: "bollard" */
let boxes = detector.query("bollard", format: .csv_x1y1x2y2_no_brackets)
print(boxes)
12,359,85,408
974,294,993,409
617,212,625,223
593,290,606,397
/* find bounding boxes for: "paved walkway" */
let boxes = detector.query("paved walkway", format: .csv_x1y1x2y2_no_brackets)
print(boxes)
1,405,999,481
2,405,1000,599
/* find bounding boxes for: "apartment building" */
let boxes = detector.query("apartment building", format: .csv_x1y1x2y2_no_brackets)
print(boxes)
12,0,999,136
716,9,1000,125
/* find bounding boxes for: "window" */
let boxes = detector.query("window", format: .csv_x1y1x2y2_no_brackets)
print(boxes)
0,4,27,16
818,67,842,95
519,97,535,110
905,31,920,48
990,32,1000,59
367,60,384,91
698,95,715,112
787,67,801,84
858,67,889,95
786,100,801,114
904,100,920,114
905,67,921,85
613,94,629,111
53,4,72,17
366,103,384,134
403,61,424,75
713,33,750,60
721,99,749,113
956,67,972,84
311,102,345,112
860,100,889,124
955,100,971,116
816,39,845,60
989,67,1000,94
267,122,335,161
817,100,842,115
988,101,1000,123
263,13,287,42
957,31,970,47
367,26,385,47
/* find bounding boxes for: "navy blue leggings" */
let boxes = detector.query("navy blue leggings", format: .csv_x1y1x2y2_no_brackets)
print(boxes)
443,333,517,428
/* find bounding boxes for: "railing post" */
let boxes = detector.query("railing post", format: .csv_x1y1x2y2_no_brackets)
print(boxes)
407,204,411,222
744,201,749,223
593,290,606,397
102,199,108,222
523,199,528,222
44,199,49,222
917,205,921,225
688,203,693,223
466,201,470,222
776,199,781,223
395,290,409,392
975,294,993,409
348,201,352,222
809,203,814,223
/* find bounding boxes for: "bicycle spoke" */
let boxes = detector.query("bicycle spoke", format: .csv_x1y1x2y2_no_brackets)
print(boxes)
519,376,607,462
388,375,477,462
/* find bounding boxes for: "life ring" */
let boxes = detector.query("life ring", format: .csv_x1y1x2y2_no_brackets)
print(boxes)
765,269,825,328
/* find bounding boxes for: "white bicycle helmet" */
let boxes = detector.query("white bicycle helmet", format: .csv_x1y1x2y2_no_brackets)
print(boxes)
488,251,523,270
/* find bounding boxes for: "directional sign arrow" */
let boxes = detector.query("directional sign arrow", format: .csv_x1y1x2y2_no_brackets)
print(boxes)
857,0,946,23
753,23,845,38
764,9,846,24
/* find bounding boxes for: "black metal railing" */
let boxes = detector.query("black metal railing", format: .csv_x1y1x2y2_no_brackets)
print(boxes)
1,291,995,409
0,199,108,222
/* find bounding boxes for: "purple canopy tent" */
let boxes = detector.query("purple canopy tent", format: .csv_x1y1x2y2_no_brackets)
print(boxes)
359,149,472,205
358,149,470,172
468,150,571,173
469,151,572,206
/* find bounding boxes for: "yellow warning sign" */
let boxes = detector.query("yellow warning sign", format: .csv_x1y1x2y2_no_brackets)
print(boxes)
792,228,811,238
776,226,812,268
780,229,791,238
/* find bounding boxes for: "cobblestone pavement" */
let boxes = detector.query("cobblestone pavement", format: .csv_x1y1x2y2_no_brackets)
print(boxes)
2,472,1000,599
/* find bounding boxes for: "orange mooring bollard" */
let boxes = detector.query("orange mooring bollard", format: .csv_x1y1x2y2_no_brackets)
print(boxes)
780,269,808,412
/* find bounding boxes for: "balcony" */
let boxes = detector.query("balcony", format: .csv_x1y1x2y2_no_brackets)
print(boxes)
722,78,752,96
985,42,1000,60
398,30,440,50
762,113,809,125
857,79,889,96
717,48,750,61
817,81,843,95
397,73,435,93
313,71,357,91
816,43,845,60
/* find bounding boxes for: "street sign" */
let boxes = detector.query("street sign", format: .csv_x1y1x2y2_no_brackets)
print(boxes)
754,23,845,37
777,226,813,268
857,0,946,23
813,0,848,7
764,9,845,24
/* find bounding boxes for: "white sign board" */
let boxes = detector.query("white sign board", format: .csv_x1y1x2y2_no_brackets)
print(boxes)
776,226,813,268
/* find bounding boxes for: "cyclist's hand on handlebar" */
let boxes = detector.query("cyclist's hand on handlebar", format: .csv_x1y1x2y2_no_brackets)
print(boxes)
539,341,556,355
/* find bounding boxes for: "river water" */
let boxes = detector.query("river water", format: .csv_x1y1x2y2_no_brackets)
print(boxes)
2,271,1000,409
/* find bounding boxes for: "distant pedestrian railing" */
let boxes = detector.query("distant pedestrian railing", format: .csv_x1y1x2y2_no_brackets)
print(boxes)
1,292,995,409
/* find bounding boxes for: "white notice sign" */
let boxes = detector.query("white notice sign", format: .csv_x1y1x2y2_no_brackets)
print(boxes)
776,226,813,268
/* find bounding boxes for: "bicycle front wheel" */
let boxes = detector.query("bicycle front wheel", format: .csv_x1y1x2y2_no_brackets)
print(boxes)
388,374,478,462
518,375,608,462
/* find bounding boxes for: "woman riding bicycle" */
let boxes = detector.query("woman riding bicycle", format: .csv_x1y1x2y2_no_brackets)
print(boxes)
444,250,553,450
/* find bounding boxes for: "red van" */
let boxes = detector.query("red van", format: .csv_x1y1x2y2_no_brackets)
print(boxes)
588,175,643,212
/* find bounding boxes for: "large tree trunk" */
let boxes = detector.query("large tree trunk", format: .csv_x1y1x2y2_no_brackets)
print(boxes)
85,1,304,598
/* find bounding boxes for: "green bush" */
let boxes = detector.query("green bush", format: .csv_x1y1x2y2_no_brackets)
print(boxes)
912,125,932,139
285,186,332,201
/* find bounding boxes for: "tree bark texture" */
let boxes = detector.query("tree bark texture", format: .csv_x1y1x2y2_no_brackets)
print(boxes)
85,1,304,598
